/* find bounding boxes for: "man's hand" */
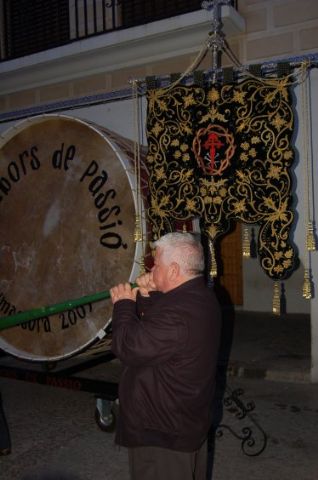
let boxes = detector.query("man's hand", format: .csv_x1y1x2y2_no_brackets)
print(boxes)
136,272,157,297
110,283,137,304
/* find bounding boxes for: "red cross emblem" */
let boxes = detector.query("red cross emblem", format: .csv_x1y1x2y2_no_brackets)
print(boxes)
204,133,224,171
193,125,235,176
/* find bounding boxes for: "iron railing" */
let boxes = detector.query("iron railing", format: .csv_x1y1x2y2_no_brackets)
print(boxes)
0,0,238,62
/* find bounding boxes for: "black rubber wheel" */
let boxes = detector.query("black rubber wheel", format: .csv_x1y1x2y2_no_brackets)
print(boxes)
94,407,116,433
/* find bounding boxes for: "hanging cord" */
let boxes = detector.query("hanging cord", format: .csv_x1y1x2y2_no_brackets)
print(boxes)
132,79,141,241
132,79,146,273
154,35,210,97
300,64,316,299
302,66,316,252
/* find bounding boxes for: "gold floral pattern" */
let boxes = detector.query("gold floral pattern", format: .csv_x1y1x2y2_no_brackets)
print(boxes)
146,78,296,280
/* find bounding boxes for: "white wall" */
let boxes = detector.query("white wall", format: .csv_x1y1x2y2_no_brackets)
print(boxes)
0,98,143,142
64,99,142,142
243,248,311,314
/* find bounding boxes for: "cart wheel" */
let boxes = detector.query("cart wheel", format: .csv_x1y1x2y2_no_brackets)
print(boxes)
94,406,116,432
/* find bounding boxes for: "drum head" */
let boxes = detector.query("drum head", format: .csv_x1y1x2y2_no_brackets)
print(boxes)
0,115,140,361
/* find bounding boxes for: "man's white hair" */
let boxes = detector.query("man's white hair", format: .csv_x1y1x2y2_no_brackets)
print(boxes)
153,232,204,275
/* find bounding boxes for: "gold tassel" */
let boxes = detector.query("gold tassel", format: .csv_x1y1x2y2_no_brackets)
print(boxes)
183,223,187,233
134,214,142,242
138,256,146,275
209,240,218,277
306,221,317,251
302,269,312,299
242,226,251,258
272,282,281,315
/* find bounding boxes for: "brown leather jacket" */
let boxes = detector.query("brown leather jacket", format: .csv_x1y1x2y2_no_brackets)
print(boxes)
111,276,221,452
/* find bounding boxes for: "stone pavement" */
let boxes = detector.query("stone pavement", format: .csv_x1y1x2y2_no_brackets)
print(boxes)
0,373,318,480
0,310,315,479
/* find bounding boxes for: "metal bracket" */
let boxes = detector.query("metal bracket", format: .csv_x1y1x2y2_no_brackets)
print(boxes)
201,0,232,83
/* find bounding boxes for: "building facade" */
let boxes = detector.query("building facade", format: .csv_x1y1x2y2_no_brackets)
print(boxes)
0,0,318,379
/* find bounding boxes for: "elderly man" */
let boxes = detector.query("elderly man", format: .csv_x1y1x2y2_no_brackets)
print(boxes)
110,232,221,480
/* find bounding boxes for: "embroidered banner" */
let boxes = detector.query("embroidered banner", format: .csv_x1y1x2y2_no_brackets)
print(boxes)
146,77,296,280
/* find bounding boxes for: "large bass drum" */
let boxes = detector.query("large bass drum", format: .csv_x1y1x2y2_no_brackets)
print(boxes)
0,114,145,362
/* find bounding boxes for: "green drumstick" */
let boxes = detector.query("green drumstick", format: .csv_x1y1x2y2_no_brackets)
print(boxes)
0,283,138,331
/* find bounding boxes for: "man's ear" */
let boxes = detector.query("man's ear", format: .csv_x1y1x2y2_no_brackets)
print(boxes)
169,262,180,279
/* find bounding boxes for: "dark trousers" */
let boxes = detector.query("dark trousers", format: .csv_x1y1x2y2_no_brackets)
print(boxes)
0,392,11,451
128,440,207,480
